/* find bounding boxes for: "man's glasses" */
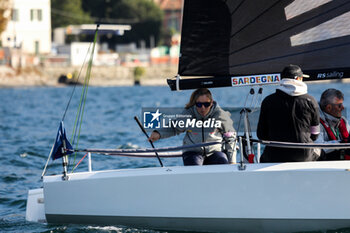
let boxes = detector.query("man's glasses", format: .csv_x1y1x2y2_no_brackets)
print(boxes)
331,103,343,108
195,102,211,108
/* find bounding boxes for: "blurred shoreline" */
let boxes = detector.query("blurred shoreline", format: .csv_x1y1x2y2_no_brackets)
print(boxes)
0,65,178,88
2,65,346,88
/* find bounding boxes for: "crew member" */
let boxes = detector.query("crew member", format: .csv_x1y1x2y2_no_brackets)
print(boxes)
316,88,350,160
148,88,237,166
257,64,320,162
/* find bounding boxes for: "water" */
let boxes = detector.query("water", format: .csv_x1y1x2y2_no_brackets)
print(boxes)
1,83,350,233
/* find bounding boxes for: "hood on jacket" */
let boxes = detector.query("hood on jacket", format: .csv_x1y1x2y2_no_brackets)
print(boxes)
278,79,308,96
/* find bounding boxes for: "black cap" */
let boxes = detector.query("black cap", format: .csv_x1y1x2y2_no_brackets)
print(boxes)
281,64,309,79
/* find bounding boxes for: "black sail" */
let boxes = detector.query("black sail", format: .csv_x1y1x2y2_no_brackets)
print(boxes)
168,0,350,90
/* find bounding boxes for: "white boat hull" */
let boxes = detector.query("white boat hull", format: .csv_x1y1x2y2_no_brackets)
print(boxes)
31,161,350,232
26,188,46,223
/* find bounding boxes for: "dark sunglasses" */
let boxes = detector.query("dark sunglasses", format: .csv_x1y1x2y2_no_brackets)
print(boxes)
195,102,211,108
331,103,343,108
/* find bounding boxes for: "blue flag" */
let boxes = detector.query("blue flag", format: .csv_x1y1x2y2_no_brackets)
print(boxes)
51,121,73,160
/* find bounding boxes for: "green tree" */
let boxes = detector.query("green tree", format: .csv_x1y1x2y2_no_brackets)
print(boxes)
133,66,146,83
51,0,92,29
112,0,163,47
82,0,113,22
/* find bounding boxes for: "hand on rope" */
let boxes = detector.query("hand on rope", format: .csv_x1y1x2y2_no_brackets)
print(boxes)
148,131,161,142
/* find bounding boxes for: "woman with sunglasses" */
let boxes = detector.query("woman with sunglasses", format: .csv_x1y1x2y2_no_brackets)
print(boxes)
148,88,237,166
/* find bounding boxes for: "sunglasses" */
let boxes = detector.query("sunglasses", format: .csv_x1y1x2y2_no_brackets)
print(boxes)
331,103,343,108
195,102,211,108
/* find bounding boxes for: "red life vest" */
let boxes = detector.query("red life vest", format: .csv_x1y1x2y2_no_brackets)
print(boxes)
320,118,350,160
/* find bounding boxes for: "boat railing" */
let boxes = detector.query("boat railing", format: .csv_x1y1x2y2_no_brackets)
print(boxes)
75,138,350,174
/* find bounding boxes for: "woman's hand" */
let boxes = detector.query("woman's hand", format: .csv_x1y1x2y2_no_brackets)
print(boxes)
148,131,160,142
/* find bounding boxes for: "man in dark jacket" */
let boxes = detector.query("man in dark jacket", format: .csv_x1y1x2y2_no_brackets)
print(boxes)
257,64,320,162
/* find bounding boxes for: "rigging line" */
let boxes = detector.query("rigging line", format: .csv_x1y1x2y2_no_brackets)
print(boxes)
230,0,281,38
229,0,245,17
229,40,350,69
243,90,250,107
250,88,258,109
102,152,182,158
70,69,89,169
249,88,256,108
249,138,350,149
251,88,263,110
246,90,254,141
73,141,222,154
62,43,92,123
70,25,100,172
51,8,139,24
58,42,92,170
72,152,88,172
41,138,56,179
50,9,89,22
72,25,99,160
229,1,350,56
70,76,88,167
70,31,96,145
252,88,264,111
236,92,250,134
71,52,91,145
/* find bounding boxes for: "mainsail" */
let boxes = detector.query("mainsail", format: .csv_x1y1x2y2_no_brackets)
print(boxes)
168,0,350,90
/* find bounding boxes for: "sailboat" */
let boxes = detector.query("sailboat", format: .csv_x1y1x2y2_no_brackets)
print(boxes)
26,0,350,232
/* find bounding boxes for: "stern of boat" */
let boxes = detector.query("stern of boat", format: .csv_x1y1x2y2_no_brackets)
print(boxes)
26,188,46,223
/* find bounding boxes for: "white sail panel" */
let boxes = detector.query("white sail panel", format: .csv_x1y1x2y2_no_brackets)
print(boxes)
291,11,350,46
285,0,332,20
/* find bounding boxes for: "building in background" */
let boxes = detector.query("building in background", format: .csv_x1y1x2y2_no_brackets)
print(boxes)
1,0,51,55
154,0,183,33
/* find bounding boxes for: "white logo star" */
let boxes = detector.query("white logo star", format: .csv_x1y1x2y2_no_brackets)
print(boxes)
151,109,162,122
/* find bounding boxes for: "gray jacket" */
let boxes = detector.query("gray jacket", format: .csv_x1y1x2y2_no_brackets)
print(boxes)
158,102,237,163
315,108,350,155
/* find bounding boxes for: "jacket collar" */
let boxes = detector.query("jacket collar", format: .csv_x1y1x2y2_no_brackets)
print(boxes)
277,79,307,96
320,108,341,128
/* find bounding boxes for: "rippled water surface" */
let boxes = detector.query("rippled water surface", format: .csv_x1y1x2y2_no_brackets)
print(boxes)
1,83,350,232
